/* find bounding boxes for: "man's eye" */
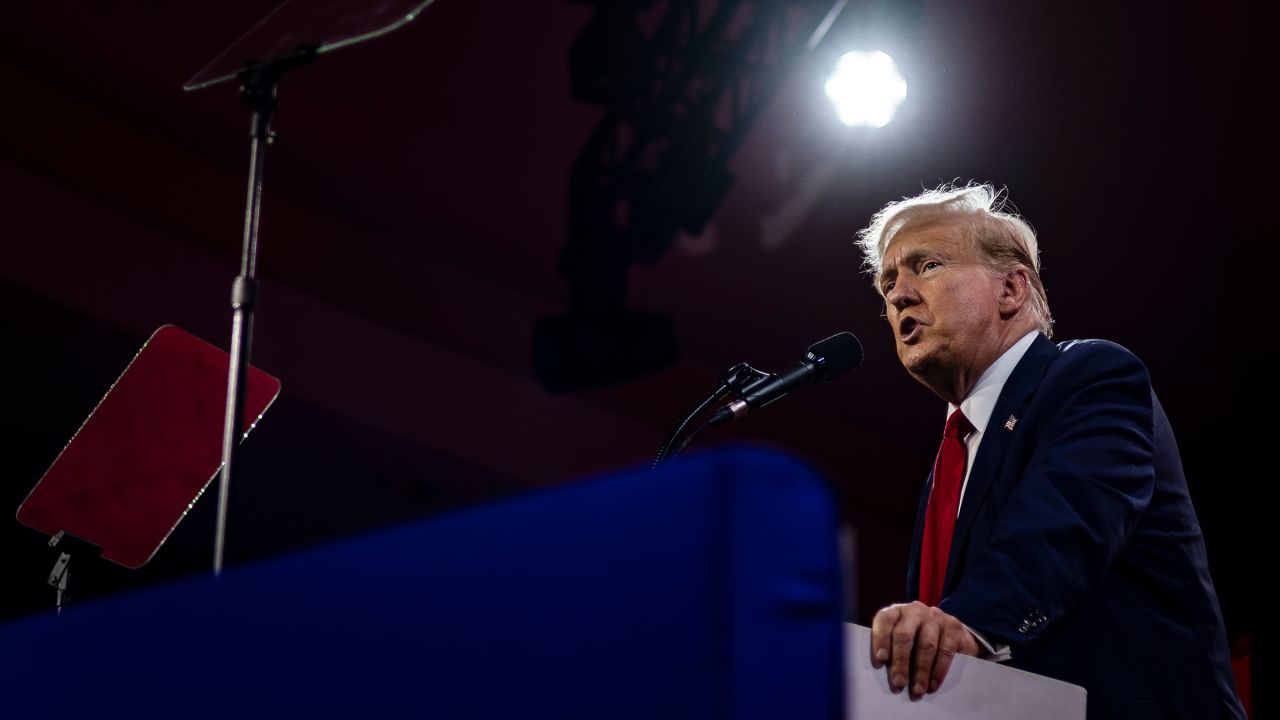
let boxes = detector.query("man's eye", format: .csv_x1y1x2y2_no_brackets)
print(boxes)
883,281,895,294
921,260,941,272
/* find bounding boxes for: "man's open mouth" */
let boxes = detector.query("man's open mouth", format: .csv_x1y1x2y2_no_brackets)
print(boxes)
899,317,921,342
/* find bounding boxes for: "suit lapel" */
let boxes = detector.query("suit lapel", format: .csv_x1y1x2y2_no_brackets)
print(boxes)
940,333,1059,596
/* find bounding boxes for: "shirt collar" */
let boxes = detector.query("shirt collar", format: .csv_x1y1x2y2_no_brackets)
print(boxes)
948,330,1041,435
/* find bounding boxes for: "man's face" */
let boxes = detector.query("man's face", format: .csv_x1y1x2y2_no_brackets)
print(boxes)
879,219,1006,388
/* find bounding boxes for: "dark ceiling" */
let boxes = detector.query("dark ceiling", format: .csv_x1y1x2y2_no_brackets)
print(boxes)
0,0,1265,660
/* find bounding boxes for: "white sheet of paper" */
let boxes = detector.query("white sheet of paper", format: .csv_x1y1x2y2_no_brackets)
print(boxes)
845,624,1086,720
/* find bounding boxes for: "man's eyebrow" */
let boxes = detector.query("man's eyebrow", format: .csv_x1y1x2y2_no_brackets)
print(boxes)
880,250,929,284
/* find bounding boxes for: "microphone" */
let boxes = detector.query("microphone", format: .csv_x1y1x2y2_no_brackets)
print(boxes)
708,332,863,426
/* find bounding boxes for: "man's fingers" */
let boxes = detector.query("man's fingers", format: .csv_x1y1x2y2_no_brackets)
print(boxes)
931,622,985,693
929,624,966,692
911,616,941,698
889,604,925,693
870,602,982,697
869,605,902,667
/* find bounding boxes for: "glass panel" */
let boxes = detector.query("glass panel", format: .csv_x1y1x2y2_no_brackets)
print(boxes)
185,0,439,91
17,325,281,569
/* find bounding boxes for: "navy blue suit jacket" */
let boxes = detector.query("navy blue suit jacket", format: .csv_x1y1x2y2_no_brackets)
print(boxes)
905,334,1244,719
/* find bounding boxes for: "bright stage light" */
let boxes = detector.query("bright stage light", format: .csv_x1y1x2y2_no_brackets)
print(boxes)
824,51,907,128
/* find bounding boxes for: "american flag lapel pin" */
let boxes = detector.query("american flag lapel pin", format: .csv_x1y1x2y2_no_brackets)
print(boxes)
1004,415,1019,431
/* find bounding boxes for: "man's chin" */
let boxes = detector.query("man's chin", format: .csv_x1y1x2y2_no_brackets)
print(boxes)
898,346,935,375
901,348,945,387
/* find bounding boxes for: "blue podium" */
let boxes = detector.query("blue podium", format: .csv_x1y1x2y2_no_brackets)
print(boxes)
0,448,845,718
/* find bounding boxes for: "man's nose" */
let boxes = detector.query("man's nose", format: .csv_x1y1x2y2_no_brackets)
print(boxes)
886,275,920,310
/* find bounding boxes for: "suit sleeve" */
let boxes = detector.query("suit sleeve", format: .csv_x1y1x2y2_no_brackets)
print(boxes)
939,343,1155,650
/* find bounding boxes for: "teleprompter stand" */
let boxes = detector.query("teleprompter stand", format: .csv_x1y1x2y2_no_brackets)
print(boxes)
183,0,440,574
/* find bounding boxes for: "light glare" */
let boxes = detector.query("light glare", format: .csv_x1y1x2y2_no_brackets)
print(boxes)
824,51,907,128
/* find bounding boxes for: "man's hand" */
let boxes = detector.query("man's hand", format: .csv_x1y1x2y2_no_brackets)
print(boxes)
870,601,981,699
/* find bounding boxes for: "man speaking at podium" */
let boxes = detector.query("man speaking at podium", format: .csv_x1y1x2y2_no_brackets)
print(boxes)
857,184,1244,719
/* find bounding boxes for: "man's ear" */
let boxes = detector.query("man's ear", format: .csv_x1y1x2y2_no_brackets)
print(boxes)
999,268,1030,318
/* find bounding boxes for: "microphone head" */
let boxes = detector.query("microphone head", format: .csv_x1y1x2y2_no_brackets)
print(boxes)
806,332,864,382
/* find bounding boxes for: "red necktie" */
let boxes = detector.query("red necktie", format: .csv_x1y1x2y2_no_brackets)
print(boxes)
918,409,974,607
